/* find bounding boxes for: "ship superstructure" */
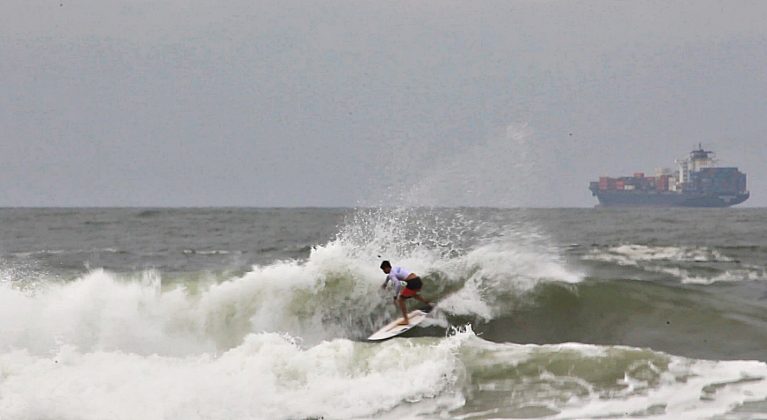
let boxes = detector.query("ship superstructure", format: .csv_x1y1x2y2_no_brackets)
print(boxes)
589,145,749,207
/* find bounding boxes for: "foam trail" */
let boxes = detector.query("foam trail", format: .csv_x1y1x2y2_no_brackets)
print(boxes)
0,333,467,420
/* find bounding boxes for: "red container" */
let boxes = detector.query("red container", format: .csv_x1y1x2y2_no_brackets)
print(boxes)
656,175,669,191
599,176,616,190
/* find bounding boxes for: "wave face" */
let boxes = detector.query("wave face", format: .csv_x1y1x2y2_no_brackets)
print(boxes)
2,208,767,418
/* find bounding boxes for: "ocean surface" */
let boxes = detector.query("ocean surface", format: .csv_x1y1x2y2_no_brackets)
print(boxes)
2,207,767,419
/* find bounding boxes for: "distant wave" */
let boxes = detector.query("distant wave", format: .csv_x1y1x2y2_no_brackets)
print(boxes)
582,244,767,284
5,248,127,258
584,244,736,264
182,249,237,256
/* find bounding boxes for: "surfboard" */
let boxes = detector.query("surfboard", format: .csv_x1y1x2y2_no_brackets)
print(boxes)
367,307,432,341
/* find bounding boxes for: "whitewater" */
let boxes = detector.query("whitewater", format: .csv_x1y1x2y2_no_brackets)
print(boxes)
2,207,767,419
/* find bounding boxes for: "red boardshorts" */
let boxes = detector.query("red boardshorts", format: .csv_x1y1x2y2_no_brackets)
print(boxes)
399,277,422,298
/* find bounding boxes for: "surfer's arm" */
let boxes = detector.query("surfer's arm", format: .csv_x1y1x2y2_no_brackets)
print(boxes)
381,274,404,296
391,279,405,298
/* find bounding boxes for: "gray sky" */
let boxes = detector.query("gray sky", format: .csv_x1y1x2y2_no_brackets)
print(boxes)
2,0,766,207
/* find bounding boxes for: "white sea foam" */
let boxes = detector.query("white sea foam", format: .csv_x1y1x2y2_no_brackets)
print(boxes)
556,355,767,419
0,244,393,355
8,248,125,258
457,338,767,420
2,306,766,420
0,332,467,420
680,268,767,285
586,244,735,265
0,269,211,356
182,249,237,255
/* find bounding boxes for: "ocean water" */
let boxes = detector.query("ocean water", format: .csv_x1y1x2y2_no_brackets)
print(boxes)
2,207,767,419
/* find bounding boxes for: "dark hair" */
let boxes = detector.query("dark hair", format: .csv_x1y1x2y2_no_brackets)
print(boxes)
380,260,391,269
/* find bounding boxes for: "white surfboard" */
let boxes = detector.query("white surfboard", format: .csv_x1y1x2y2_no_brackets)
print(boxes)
367,308,431,341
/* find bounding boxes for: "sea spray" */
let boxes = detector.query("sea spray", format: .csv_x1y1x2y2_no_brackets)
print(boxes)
336,207,581,320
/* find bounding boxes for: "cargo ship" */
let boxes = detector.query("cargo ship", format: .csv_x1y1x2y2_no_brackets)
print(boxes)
589,145,749,207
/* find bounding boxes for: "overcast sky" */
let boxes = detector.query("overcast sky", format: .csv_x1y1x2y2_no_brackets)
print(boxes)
1,0,765,207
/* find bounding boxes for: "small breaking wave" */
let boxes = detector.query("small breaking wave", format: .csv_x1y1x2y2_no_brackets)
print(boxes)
584,244,736,264
582,244,767,285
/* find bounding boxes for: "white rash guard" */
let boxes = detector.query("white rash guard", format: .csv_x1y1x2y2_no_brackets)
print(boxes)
384,266,410,297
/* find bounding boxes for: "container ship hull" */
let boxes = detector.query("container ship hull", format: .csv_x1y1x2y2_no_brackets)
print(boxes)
590,145,749,208
592,191,750,208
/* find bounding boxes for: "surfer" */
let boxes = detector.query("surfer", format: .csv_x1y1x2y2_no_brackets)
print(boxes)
380,260,432,325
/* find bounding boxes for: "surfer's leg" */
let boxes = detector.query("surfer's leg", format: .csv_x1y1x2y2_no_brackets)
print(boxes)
413,294,432,306
404,278,430,306
397,296,409,325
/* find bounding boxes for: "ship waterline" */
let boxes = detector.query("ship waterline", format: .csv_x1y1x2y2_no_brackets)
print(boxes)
591,190,750,208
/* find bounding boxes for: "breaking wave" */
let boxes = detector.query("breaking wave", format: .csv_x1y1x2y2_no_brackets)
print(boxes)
0,208,581,355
